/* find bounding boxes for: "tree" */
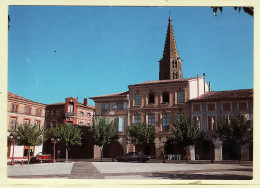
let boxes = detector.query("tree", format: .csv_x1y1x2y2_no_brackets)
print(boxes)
127,123,156,156
170,117,202,163
212,7,254,16
90,117,119,161
49,124,82,163
217,114,253,163
12,124,46,165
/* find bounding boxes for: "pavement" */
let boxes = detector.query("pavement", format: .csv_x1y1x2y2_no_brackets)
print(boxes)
7,160,253,180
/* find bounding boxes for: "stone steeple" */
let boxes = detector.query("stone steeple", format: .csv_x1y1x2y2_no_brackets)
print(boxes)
159,17,183,80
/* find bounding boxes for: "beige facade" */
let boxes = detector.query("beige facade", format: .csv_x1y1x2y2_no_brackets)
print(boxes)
90,92,129,158
128,77,209,158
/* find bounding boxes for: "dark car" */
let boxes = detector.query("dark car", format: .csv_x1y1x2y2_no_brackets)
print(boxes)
30,152,54,163
116,152,151,162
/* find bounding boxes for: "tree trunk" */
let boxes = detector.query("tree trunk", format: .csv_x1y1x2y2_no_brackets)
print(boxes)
100,146,103,162
238,144,241,164
66,147,68,163
185,146,189,164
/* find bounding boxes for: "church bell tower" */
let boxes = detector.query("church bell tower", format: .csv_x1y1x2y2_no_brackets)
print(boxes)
159,17,183,80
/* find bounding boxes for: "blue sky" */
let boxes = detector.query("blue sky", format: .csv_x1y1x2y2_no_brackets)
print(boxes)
8,6,253,106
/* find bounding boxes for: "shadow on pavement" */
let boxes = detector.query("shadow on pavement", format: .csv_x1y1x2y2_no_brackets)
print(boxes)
146,172,252,180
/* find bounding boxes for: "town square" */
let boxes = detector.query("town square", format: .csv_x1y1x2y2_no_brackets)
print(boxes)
1,2,257,186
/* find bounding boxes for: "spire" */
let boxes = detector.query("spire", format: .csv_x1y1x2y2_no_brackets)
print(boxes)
159,17,183,80
162,17,178,59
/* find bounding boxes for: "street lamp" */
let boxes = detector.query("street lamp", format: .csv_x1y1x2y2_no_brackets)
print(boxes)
8,132,20,166
51,138,60,163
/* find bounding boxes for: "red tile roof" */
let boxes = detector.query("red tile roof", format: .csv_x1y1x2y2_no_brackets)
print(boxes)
128,78,197,87
189,89,253,102
8,92,46,106
90,91,129,99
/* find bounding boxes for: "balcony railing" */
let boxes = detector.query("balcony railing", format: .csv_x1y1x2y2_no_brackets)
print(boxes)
65,112,75,118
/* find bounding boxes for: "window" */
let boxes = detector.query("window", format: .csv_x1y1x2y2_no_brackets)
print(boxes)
112,103,117,110
11,104,18,113
177,113,184,123
222,115,231,123
117,103,123,110
102,103,109,110
162,92,169,103
134,114,141,124
25,106,31,115
79,111,84,116
208,116,216,131
67,121,73,126
177,91,184,103
193,116,201,128
207,103,215,111
36,108,41,116
123,102,128,109
35,120,41,129
242,114,249,120
87,113,91,117
68,103,74,112
78,121,83,126
134,94,141,106
223,103,231,111
193,104,201,112
24,119,30,125
10,117,17,129
162,114,169,131
148,114,155,126
148,93,155,104
115,117,123,132
238,102,247,111
51,121,56,128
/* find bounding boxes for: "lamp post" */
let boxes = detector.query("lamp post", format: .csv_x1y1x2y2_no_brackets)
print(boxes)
51,138,59,163
9,132,20,166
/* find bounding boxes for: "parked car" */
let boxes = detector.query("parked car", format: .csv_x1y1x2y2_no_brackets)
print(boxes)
116,152,151,162
30,152,54,163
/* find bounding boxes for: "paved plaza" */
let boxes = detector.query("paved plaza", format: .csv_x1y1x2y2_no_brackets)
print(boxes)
7,160,253,180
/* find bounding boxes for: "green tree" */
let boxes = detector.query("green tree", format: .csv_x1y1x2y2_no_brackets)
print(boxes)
127,123,156,156
50,124,82,163
217,114,253,163
12,124,46,165
212,7,254,16
170,117,202,163
90,117,119,161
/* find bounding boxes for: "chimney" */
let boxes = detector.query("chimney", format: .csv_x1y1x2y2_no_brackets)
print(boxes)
203,73,206,93
209,81,211,91
84,98,88,106
197,74,199,97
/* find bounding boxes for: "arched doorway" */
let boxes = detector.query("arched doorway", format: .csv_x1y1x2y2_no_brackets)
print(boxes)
103,141,124,158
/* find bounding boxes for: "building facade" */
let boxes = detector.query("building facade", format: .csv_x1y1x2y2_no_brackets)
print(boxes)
90,91,129,158
43,97,95,159
7,92,46,161
189,89,253,161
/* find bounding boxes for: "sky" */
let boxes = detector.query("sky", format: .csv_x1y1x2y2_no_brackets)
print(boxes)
8,6,253,106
